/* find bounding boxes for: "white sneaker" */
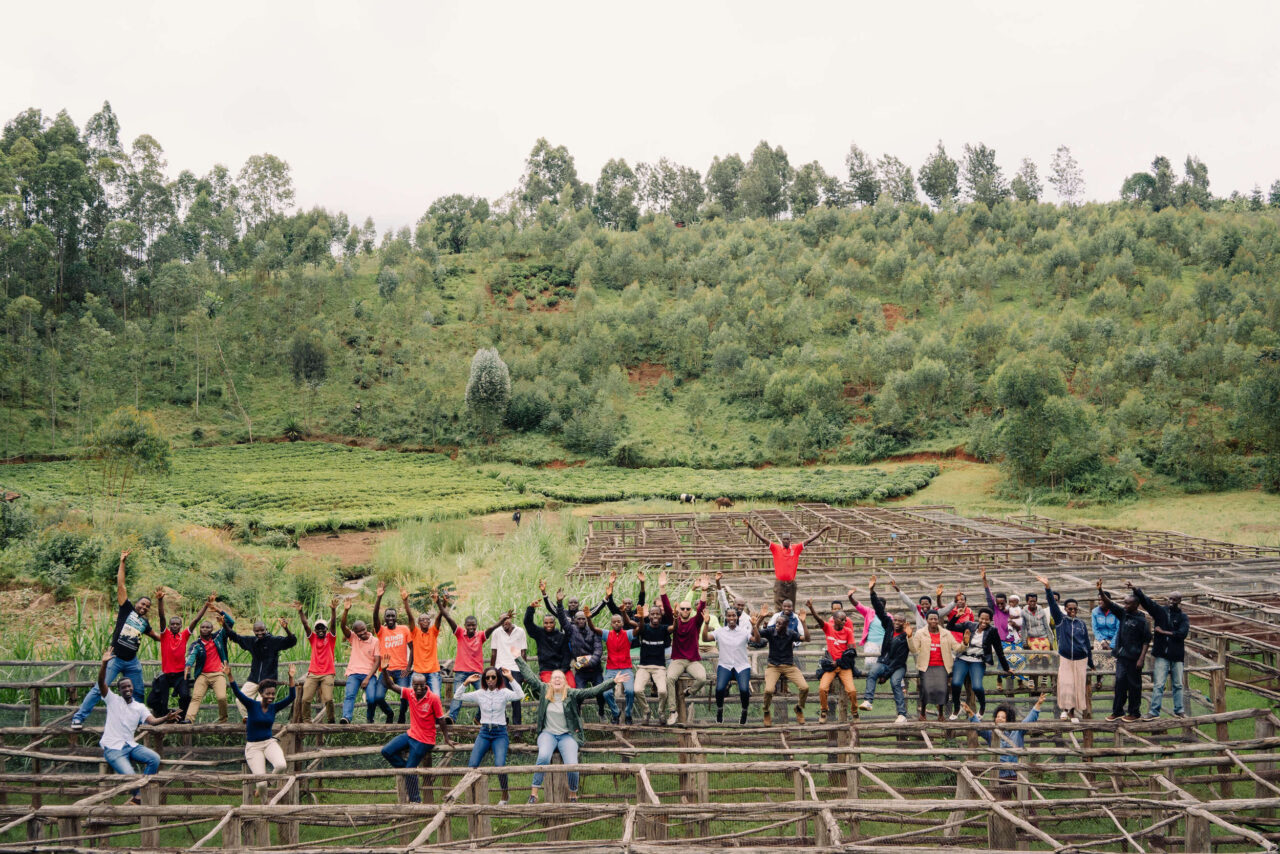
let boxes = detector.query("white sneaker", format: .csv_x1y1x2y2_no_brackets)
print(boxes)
894,714,907,724
1060,711,1069,721
1070,716,1080,724
948,714,958,721
497,799,507,806
666,712,679,726
859,701,873,711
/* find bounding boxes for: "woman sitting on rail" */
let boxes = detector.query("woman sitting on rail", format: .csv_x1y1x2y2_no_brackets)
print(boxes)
456,666,525,806
515,657,625,803
225,660,295,800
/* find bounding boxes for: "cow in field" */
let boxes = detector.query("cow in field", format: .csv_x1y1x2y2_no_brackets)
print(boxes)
678,493,696,503
713,496,734,509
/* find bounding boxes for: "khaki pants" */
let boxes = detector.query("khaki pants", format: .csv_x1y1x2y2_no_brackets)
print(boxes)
763,664,809,719
818,667,858,713
773,579,797,610
296,673,335,723
186,672,228,722
234,681,260,719
664,659,708,720
245,737,287,792
632,665,668,719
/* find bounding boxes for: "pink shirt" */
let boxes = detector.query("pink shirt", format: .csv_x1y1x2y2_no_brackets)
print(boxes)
454,627,485,673
346,630,380,675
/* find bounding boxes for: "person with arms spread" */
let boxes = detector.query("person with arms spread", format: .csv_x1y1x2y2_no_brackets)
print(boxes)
95,648,181,803
806,598,860,723
401,590,445,697
595,574,638,723
73,551,160,730
183,600,236,723
226,660,295,800
146,587,210,719
456,667,524,805
378,663,450,804
293,599,338,723
858,576,912,723
631,573,674,723
743,521,830,610
662,574,710,725
524,583,574,684
225,613,296,719
516,658,624,804
339,600,382,724
961,693,1049,799
1127,581,1188,719
1098,580,1152,723
371,581,413,723
753,601,808,726
1036,575,1093,724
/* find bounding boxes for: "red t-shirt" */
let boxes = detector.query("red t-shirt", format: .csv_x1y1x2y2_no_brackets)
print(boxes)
308,632,337,676
822,619,856,660
199,638,222,674
400,687,444,744
160,628,190,674
769,542,804,582
605,629,634,670
454,627,485,673
927,633,944,668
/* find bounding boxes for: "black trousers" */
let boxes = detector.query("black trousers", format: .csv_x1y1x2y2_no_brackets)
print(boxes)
146,672,190,718
1112,657,1143,717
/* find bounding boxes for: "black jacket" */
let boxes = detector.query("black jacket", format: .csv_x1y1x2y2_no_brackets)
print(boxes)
1133,587,1189,663
524,606,573,672
225,626,297,683
760,622,800,666
871,590,911,673
566,621,603,670
1100,593,1152,662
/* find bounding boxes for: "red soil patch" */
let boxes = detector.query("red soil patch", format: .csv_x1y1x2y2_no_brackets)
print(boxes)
506,290,572,312
753,462,775,470
542,459,586,469
881,303,906,330
628,363,672,389
887,447,981,464
297,530,394,567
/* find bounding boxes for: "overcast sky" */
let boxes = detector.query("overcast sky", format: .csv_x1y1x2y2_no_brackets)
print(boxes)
6,1,1279,231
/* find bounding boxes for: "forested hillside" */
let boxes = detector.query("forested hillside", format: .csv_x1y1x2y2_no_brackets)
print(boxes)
2,103,1279,500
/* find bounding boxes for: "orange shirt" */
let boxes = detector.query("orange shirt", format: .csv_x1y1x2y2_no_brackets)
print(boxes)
410,625,440,674
378,624,412,671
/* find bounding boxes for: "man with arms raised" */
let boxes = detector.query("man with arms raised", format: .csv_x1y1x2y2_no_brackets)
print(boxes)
293,598,338,723
96,649,180,804
743,521,830,609
225,612,297,719
146,588,212,718
73,551,160,730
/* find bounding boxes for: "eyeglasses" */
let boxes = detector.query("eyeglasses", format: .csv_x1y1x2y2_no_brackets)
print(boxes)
484,675,499,681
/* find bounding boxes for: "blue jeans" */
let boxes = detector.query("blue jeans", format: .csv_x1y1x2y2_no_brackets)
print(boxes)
420,671,443,697
532,731,579,791
75,657,144,723
862,663,907,716
103,743,160,796
381,733,433,803
603,668,635,718
468,724,510,792
447,671,478,721
1149,657,1185,716
715,666,751,695
342,673,368,722
952,658,988,715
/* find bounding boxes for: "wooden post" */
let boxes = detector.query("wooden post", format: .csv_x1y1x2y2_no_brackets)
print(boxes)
279,729,299,846
988,807,1017,849
140,781,160,848
223,813,243,847
1184,811,1210,853
846,727,860,840
468,773,491,839
542,755,569,843
947,771,973,841
1257,716,1276,819
792,768,805,840
1213,637,1231,798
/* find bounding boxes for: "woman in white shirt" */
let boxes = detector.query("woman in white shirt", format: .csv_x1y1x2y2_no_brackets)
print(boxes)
703,608,756,724
458,666,525,805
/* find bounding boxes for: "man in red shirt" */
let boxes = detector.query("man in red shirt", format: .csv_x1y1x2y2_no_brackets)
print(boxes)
146,589,213,718
293,599,338,723
744,521,831,609
378,661,450,803
806,599,859,723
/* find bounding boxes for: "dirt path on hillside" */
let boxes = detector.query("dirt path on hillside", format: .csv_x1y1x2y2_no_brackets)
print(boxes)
297,530,394,566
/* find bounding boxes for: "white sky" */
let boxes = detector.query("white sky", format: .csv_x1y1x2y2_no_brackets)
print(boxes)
5,1,1279,231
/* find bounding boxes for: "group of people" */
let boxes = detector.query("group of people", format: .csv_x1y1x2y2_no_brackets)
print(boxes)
80,528,1191,805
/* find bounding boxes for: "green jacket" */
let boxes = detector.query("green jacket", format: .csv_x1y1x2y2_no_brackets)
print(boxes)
516,658,614,745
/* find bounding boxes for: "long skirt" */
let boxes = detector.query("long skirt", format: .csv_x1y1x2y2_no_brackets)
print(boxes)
1057,656,1089,712
918,666,949,707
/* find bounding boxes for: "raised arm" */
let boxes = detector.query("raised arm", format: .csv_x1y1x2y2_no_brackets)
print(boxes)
372,580,386,631
743,520,771,546
516,657,545,700
438,599,459,634
484,610,512,639
155,587,167,627
295,601,312,638
523,602,544,643
1036,576,1064,624
802,525,830,547
115,550,131,606
805,599,823,632
1128,583,1165,625
400,589,415,625
340,601,352,640
97,649,112,696
868,579,894,633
